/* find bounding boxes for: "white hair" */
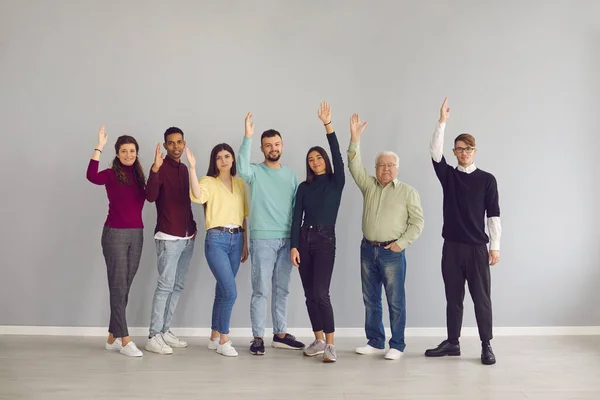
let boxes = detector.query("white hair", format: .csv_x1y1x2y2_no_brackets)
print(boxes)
375,151,399,167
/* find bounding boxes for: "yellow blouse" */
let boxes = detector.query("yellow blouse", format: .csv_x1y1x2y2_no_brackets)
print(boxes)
190,176,249,230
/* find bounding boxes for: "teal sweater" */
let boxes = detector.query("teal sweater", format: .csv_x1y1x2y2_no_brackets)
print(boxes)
238,136,298,239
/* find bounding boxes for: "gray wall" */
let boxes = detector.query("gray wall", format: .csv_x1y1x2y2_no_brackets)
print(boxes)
1,0,598,330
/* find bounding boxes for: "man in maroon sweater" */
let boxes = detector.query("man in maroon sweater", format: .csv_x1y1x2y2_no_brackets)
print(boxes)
144,127,197,355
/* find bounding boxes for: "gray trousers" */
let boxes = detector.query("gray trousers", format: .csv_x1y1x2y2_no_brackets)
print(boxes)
101,226,143,338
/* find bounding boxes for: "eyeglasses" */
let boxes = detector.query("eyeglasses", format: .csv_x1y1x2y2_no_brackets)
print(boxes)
376,163,397,169
454,147,475,154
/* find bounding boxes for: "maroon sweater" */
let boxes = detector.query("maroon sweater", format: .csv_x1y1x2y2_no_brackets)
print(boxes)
86,159,146,229
146,156,197,237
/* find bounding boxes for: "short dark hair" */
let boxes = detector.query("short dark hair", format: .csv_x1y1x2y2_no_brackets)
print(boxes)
206,143,237,177
164,127,184,143
261,129,281,143
305,146,333,184
454,133,476,147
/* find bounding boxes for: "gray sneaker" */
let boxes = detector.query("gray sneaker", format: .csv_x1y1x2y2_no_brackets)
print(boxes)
303,339,326,357
323,344,336,363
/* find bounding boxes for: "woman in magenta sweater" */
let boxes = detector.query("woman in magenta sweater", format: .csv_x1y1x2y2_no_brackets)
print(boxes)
86,125,146,357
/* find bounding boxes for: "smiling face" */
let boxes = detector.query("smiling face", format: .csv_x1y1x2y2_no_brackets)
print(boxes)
164,133,185,161
261,135,283,162
117,143,137,166
308,150,326,175
375,153,398,186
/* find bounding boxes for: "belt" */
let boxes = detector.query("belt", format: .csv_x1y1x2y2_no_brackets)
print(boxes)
363,237,395,247
301,224,334,231
210,226,244,234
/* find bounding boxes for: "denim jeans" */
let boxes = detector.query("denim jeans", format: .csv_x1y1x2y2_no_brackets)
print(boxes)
149,238,195,337
250,238,292,337
205,229,243,335
360,239,407,351
298,225,336,334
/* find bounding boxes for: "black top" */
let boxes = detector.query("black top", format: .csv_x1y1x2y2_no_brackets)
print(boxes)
432,156,500,245
291,132,345,248
146,156,197,237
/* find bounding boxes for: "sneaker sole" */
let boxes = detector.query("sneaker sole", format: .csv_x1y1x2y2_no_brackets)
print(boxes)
165,343,188,348
323,357,336,363
144,347,173,355
250,350,265,355
303,350,325,357
272,342,304,350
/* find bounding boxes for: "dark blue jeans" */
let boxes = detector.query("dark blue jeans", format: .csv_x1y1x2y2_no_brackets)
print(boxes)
360,239,407,351
205,229,243,335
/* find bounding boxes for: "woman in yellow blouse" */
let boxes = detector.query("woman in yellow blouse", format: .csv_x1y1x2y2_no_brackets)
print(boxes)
186,143,249,357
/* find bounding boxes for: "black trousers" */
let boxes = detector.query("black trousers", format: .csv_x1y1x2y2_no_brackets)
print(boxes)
442,240,492,342
298,225,336,334
101,226,143,338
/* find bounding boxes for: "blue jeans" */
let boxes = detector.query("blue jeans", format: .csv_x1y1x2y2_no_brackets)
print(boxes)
250,238,292,337
205,229,243,335
149,238,195,337
360,239,407,351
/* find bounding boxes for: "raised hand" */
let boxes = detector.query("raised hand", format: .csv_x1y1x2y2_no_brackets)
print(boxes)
350,113,368,141
185,148,196,169
318,101,331,124
152,143,165,172
290,248,301,267
439,97,450,123
245,112,255,138
97,124,108,149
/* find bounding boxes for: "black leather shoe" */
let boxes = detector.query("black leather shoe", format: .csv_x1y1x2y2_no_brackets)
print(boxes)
424,340,461,357
481,343,496,365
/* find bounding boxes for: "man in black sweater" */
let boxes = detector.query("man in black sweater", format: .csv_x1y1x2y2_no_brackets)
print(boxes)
425,98,501,365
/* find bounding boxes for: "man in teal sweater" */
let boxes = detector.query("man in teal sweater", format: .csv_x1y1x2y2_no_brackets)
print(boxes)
238,112,306,355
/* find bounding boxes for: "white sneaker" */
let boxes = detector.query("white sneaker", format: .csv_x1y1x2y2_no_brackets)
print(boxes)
162,331,188,348
145,334,173,355
355,344,385,355
384,348,404,360
120,341,143,357
105,338,122,351
217,341,238,357
208,338,219,350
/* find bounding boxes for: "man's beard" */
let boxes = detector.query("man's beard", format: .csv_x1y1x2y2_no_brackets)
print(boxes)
266,152,281,162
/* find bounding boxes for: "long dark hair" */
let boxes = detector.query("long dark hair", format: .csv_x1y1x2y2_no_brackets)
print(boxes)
206,143,237,177
305,146,332,183
111,135,146,188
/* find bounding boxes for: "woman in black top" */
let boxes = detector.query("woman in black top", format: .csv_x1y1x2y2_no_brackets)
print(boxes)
290,102,345,363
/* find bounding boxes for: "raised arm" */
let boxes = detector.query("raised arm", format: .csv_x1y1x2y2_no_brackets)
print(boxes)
146,143,165,202
430,97,450,163
185,148,211,204
237,112,256,185
318,101,345,187
347,113,370,191
86,124,110,185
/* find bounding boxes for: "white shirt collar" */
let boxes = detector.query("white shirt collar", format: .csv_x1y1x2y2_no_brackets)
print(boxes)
457,163,477,174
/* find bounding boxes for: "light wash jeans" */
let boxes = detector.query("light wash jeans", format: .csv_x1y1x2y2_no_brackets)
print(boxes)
250,238,292,337
149,238,195,337
205,229,243,335
360,239,407,351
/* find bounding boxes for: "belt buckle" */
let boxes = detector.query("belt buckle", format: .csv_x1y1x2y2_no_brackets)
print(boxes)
227,227,235,234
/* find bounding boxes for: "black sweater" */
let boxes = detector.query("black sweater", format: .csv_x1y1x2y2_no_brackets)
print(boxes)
291,132,345,249
433,156,500,245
